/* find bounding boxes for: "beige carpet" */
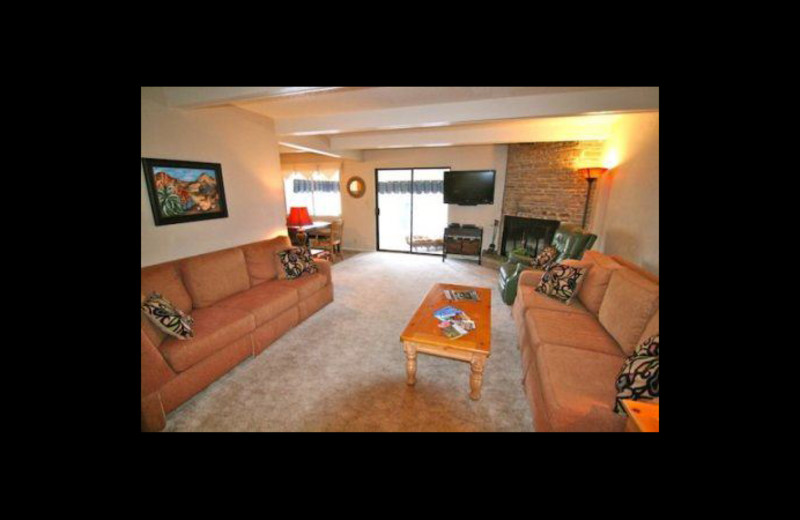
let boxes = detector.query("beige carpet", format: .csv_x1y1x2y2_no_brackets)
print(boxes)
164,251,534,432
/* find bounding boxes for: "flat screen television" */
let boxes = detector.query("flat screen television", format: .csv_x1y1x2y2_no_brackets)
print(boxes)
443,170,496,205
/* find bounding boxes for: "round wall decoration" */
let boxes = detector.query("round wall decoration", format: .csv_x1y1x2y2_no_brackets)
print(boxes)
346,176,366,198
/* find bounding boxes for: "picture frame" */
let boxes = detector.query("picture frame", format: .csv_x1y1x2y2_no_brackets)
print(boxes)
142,157,229,226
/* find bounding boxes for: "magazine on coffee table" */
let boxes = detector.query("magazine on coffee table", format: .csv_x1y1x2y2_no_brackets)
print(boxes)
433,305,476,339
443,289,480,302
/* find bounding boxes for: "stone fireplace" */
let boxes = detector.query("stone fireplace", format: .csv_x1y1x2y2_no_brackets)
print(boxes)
499,141,605,253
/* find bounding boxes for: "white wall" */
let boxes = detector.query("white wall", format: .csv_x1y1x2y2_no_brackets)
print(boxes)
339,145,508,251
141,87,286,266
591,112,659,275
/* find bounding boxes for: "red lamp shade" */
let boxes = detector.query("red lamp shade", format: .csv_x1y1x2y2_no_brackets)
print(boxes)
578,167,608,180
286,206,313,227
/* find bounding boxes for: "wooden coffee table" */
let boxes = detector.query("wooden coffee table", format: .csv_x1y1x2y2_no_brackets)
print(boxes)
400,283,492,400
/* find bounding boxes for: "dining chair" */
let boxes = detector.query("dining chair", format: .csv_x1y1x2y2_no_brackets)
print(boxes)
311,219,344,262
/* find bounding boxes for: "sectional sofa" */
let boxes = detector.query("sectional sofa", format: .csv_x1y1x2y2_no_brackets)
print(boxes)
512,250,659,432
140,236,333,432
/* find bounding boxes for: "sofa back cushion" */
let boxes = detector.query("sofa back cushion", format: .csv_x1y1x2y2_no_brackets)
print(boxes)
241,236,292,285
141,262,193,314
180,247,251,308
637,308,659,346
564,251,623,315
598,268,659,356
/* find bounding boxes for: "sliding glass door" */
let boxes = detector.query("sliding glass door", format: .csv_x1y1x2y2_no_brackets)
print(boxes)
376,168,449,255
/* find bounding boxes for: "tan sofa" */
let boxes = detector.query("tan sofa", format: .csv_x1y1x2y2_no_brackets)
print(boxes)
512,250,659,432
140,236,333,431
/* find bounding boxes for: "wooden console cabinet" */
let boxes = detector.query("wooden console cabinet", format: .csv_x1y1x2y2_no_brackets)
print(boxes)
443,225,483,265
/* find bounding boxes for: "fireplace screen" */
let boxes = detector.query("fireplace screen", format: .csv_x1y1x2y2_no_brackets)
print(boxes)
500,216,560,257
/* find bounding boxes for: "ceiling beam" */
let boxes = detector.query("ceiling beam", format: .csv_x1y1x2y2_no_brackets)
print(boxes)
279,135,363,161
329,115,620,150
275,87,658,136
163,87,343,108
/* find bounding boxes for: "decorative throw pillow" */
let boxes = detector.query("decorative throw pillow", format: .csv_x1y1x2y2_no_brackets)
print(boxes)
531,245,558,269
141,292,194,340
277,247,319,280
614,334,659,415
534,263,588,304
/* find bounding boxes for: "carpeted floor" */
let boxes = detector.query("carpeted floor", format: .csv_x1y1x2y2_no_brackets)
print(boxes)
164,251,534,432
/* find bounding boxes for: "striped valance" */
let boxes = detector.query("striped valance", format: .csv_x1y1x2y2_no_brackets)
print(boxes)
378,180,443,195
293,179,340,193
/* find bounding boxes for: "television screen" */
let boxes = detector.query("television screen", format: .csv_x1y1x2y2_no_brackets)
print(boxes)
443,170,496,205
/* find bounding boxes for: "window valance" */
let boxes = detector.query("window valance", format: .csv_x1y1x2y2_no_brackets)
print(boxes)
293,179,340,193
377,180,444,195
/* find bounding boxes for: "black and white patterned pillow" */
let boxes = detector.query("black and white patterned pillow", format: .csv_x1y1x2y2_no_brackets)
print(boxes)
534,263,588,304
614,334,659,415
531,245,558,269
141,292,194,340
277,247,319,280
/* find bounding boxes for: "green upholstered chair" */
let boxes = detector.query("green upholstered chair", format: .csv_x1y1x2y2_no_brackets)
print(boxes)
498,224,598,305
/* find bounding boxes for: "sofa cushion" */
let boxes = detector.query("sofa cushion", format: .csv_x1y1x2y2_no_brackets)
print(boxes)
241,236,293,285
535,263,588,304
519,285,591,316
141,262,193,314
180,248,252,308
159,306,255,372
524,308,623,357
215,281,299,326
536,343,626,432
272,272,328,300
614,334,659,414
598,268,659,356
565,252,623,315
141,292,195,340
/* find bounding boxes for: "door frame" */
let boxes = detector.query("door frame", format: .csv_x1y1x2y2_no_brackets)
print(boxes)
374,167,450,255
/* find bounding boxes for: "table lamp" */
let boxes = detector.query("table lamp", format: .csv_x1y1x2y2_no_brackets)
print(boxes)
286,206,313,246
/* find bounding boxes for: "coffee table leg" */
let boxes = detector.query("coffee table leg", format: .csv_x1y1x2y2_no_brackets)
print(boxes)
404,342,417,385
469,354,486,400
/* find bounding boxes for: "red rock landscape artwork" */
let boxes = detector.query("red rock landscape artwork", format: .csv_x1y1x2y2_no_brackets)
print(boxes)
142,158,228,226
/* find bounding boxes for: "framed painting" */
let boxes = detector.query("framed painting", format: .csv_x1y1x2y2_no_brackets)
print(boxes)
142,158,229,226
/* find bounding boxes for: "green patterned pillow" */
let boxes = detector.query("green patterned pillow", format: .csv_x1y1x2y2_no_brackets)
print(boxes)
534,263,588,304
141,292,194,340
614,334,659,415
277,247,319,280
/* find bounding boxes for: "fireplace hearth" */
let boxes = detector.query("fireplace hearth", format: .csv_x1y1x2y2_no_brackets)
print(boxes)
500,216,560,257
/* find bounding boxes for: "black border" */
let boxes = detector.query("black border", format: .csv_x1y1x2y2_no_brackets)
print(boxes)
141,157,229,226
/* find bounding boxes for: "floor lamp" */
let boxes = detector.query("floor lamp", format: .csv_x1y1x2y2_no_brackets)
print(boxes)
577,168,608,229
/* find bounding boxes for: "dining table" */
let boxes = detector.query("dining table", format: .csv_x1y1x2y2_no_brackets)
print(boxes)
287,221,331,249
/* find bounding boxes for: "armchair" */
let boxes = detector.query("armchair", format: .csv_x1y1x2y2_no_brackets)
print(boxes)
498,224,598,305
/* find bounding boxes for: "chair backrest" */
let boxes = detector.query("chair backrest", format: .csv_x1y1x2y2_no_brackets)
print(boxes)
330,219,344,242
552,224,597,262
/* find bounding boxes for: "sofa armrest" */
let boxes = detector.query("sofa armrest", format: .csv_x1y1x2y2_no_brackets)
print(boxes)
518,269,544,288
141,328,175,397
315,258,333,286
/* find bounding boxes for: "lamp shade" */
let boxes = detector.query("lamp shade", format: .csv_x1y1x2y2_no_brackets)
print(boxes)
286,207,313,227
578,167,608,180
